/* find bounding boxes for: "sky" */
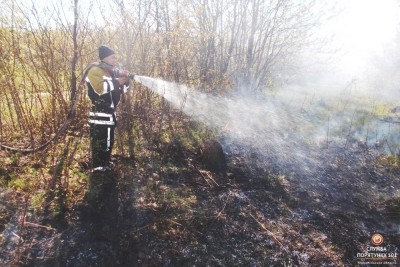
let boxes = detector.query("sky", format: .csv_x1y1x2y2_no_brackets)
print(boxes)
325,0,400,77
3,0,400,91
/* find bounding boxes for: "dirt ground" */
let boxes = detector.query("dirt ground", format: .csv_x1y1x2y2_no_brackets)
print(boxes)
1,139,399,266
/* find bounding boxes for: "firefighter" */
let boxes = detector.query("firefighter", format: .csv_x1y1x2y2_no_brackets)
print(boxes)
84,45,130,172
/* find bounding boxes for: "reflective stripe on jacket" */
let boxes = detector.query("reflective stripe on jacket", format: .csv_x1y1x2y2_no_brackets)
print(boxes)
85,64,122,114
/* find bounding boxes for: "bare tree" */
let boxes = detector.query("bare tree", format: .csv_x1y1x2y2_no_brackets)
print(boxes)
0,0,324,155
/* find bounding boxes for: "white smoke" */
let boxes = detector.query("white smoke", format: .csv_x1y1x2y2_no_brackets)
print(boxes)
135,75,400,173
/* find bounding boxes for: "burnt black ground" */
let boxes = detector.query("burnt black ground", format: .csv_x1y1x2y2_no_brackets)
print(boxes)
1,141,399,266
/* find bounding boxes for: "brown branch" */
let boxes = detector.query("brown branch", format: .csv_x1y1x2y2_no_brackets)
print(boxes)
195,167,212,187
216,191,232,218
204,171,220,187
249,213,288,253
23,221,56,232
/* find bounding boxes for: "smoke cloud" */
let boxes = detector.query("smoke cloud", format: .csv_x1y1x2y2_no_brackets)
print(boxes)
135,75,400,176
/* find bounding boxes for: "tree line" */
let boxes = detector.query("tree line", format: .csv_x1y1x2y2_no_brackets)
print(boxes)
0,0,321,152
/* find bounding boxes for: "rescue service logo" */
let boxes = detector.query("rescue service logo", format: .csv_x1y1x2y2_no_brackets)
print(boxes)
371,233,384,246
356,233,398,266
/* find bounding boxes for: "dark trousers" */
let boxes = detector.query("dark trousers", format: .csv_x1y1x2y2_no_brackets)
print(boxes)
90,123,115,168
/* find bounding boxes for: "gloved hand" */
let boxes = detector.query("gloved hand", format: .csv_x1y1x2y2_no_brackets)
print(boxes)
118,76,129,86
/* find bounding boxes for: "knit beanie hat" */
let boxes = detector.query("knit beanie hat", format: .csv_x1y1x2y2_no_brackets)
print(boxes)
98,45,115,60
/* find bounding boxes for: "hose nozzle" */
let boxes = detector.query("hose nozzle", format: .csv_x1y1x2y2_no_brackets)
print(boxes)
113,67,135,80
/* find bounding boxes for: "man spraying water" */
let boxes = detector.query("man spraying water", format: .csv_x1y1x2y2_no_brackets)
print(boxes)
83,45,134,172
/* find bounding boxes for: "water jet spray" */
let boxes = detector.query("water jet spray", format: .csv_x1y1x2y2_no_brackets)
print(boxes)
133,75,400,177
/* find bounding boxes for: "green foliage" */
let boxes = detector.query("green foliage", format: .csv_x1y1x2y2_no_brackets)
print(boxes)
73,169,88,181
8,177,28,191
373,103,392,117
187,121,208,147
30,190,46,213
142,175,197,212
170,120,209,154
48,192,68,218
377,155,400,169
0,168,11,187
10,153,20,167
